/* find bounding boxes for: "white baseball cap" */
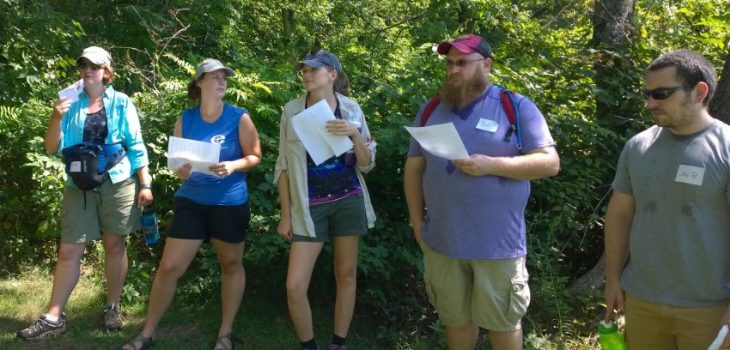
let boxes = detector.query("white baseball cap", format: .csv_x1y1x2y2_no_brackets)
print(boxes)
77,46,112,66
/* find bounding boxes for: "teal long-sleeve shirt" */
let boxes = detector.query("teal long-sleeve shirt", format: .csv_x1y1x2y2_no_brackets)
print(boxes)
57,85,149,187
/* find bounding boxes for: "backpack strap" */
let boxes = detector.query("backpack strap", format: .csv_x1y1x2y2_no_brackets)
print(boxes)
499,88,522,151
419,88,522,150
419,95,442,126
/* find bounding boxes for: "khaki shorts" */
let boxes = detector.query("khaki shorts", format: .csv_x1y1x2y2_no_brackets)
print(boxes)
625,293,728,350
420,242,530,331
60,177,140,244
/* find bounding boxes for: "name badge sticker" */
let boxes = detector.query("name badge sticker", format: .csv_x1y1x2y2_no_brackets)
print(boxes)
476,118,498,132
70,161,82,173
675,164,705,186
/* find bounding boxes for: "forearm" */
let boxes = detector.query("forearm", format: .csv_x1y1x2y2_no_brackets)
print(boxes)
231,154,261,173
604,225,630,284
44,115,62,154
135,165,152,186
604,193,635,284
486,149,559,180
277,171,291,219
404,157,425,224
351,133,372,167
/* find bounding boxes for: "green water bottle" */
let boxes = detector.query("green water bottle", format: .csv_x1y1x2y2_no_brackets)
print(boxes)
598,320,627,350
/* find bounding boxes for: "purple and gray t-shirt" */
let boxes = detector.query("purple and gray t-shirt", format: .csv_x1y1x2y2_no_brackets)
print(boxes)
407,85,555,260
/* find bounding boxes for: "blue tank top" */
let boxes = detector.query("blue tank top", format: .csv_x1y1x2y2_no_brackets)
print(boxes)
175,103,248,205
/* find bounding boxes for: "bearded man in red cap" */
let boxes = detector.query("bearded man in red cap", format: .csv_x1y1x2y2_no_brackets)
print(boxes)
404,34,560,350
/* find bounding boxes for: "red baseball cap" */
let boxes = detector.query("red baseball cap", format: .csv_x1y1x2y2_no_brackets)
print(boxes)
437,34,492,58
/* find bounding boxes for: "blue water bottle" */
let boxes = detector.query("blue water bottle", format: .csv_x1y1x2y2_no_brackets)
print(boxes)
598,320,627,350
141,205,160,245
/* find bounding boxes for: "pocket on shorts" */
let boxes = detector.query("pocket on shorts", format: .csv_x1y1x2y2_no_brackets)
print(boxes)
506,273,530,324
420,242,439,308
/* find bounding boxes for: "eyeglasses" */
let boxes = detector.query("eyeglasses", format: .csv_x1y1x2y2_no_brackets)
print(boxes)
642,86,688,100
78,61,103,71
445,58,486,68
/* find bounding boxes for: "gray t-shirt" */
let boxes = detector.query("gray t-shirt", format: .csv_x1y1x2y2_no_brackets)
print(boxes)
613,119,730,307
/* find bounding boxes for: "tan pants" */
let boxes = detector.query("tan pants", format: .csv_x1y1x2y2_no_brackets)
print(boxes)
625,293,728,350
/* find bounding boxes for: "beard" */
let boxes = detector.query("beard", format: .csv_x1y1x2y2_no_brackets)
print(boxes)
439,72,489,109
649,94,695,130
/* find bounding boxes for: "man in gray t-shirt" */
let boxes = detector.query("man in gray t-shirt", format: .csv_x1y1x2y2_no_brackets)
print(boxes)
604,49,730,350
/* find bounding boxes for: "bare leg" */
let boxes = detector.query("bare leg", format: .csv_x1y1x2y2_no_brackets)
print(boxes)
488,329,523,350
211,239,246,338
286,242,324,341
46,243,86,317
102,233,127,305
331,235,359,338
446,322,479,350
138,238,202,338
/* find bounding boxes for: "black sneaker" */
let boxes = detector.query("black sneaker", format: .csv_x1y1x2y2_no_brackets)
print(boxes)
103,304,123,330
17,314,66,340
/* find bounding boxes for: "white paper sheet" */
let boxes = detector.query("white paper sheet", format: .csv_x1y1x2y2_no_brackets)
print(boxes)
405,123,470,160
291,99,353,165
166,136,221,176
58,80,84,103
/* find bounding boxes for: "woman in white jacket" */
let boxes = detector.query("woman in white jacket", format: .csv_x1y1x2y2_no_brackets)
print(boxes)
274,49,376,350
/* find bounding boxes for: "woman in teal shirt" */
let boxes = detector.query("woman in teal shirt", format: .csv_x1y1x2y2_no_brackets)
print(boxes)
17,46,153,340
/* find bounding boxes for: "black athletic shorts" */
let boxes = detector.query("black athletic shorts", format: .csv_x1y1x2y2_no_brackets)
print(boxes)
169,196,250,243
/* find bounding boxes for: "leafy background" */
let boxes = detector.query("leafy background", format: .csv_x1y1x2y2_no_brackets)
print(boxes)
0,0,728,347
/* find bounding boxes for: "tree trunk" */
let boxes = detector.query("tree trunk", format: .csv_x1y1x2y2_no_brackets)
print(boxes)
571,253,605,292
710,42,730,124
281,8,298,62
577,0,637,292
591,0,637,130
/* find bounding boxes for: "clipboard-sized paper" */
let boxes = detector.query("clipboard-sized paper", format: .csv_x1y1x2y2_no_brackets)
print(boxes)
405,123,470,160
58,80,84,103
291,99,353,165
166,136,221,176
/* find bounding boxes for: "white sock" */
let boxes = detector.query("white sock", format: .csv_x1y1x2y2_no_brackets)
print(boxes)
43,313,59,323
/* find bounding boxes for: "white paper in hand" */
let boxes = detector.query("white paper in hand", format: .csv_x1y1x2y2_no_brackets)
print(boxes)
291,99,353,165
166,136,220,176
707,324,728,350
58,80,84,103
405,123,470,160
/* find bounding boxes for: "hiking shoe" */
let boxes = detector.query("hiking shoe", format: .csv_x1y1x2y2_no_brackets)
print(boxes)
327,344,347,350
17,315,66,340
103,304,123,330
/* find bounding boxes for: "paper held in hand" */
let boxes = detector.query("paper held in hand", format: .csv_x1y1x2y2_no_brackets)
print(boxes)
404,123,469,160
58,80,84,103
166,136,220,176
291,99,353,165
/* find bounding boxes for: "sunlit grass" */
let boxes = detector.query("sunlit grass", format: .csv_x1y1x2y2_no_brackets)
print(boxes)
0,267,600,349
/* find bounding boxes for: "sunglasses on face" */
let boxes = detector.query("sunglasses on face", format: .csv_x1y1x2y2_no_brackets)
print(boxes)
78,61,103,71
642,85,688,100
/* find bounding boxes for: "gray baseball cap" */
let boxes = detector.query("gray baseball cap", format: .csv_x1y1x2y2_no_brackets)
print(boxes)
77,46,112,66
194,59,236,80
296,49,342,72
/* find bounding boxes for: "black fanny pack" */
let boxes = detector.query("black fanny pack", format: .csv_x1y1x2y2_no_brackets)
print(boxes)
62,142,126,190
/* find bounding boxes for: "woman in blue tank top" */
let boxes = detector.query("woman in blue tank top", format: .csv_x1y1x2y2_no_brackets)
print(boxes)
274,49,377,350
123,59,261,350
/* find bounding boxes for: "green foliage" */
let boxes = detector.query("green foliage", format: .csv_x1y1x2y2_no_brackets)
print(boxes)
0,0,728,348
